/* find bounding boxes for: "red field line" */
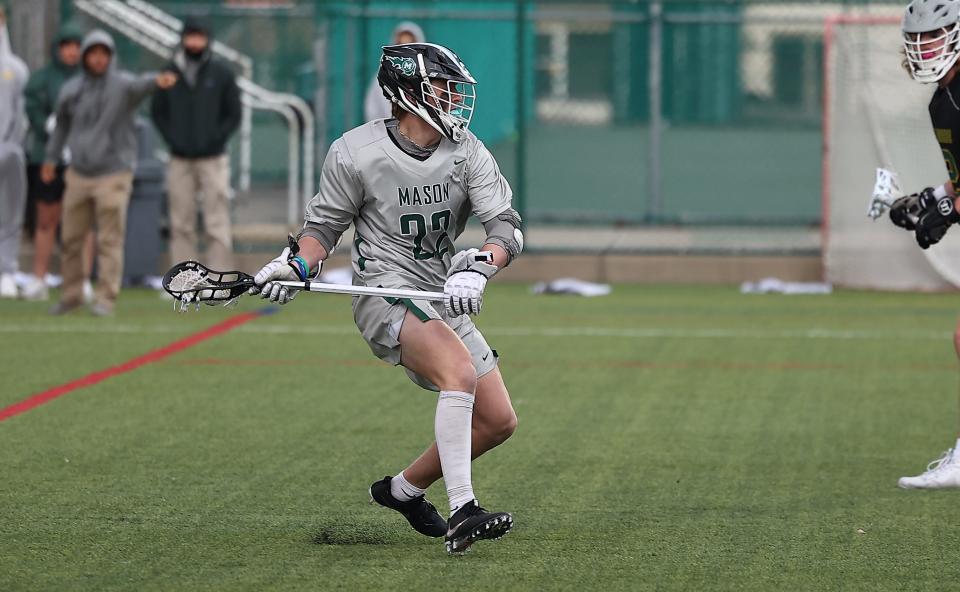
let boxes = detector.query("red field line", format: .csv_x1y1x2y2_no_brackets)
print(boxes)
0,311,264,422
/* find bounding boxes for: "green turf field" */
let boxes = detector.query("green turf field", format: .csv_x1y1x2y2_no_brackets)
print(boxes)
3,285,960,590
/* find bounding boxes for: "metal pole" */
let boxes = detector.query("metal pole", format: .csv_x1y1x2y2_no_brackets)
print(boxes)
314,21,329,158
648,1,663,222
515,0,527,224
359,0,369,120
345,14,356,129
239,63,253,192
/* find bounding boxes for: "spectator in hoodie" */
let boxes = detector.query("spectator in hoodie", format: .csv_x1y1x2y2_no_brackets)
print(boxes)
22,22,96,302
363,21,425,122
0,2,29,299
43,29,177,316
151,17,241,272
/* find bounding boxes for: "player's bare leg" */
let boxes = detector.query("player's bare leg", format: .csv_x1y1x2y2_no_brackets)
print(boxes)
400,367,517,488
898,317,960,489
369,311,473,538
24,201,63,300
370,331,517,541
373,311,512,552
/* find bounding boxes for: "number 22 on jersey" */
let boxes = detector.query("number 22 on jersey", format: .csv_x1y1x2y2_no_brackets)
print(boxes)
399,209,452,261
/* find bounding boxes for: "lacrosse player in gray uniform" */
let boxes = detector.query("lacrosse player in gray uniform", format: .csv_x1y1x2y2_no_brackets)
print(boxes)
250,43,523,554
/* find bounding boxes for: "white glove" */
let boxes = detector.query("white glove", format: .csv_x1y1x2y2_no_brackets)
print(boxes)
248,247,305,305
444,249,497,317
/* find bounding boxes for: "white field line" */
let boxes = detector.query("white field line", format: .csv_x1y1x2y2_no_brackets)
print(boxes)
0,322,951,341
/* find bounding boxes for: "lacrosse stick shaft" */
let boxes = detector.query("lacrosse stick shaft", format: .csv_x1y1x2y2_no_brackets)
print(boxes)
273,281,446,302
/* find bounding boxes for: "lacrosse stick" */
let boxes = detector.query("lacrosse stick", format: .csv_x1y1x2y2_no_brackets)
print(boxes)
162,260,446,312
867,167,901,220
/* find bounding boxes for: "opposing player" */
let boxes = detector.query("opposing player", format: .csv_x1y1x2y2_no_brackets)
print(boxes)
249,43,523,552
891,0,960,488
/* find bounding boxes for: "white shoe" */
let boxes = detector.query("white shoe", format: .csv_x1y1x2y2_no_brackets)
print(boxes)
83,279,94,304
89,302,114,317
898,448,960,489
0,273,17,299
20,276,49,301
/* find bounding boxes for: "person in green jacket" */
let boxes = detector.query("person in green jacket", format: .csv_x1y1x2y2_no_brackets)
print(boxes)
21,22,93,302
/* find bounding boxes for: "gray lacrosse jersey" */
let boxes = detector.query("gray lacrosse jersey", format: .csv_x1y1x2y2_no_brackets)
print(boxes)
304,119,513,290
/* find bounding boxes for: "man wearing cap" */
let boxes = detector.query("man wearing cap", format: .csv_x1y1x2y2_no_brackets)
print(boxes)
151,17,241,272
43,29,177,315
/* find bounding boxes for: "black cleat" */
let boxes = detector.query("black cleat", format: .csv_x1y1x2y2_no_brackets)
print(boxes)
444,500,513,554
369,476,447,538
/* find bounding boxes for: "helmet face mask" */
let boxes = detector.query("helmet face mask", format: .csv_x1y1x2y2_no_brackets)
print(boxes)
904,25,960,82
903,0,960,82
420,78,476,138
378,43,477,143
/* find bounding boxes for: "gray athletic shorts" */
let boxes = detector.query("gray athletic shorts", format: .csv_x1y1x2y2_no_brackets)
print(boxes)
352,294,498,391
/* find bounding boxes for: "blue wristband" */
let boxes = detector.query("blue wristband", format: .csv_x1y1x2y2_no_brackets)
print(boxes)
289,255,310,281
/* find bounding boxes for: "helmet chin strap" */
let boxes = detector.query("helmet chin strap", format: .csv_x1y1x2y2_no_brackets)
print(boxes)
395,99,442,148
379,46,472,143
395,88,449,142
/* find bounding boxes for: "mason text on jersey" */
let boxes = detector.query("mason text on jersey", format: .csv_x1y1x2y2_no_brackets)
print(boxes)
398,183,451,207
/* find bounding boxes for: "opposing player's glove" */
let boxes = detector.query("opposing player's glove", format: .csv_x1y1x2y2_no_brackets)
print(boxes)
444,249,497,317
248,236,314,304
889,188,933,231
915,194,960,249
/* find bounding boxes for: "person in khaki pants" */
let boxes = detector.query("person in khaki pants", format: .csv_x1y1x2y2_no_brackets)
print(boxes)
57,169,132,309
43,30,176,315
165,154,232,270
151,17,241,271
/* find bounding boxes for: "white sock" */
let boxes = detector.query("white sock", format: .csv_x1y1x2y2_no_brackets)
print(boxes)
435,390,476,515
390,471,425,502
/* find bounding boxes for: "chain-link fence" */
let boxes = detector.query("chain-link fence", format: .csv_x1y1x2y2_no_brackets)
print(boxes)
29,0,914,226
318,0,915,227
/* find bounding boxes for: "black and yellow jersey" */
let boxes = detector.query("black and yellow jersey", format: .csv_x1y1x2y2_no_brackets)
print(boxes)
929,75,960,186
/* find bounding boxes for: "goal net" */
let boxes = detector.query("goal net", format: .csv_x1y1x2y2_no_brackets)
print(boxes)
824,15,960,290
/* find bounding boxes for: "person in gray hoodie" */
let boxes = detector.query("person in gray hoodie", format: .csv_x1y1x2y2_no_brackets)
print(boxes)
364,22,425,122
44,29,176,315
0,2,29,299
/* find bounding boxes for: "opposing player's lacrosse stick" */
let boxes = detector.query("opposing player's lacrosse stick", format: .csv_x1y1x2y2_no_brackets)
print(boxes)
867,167,901,220
163,260,445,312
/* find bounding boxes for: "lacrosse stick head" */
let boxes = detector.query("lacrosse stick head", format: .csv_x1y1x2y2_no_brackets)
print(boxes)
867,168,901,220
162,261,253,312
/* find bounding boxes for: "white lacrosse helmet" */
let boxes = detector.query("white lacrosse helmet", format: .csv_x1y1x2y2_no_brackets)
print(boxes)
903,0,960,82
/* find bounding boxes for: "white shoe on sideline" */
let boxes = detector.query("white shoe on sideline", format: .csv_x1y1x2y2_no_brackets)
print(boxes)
83,279,94,304
898,448,960,489
20,276,49,301
0,273,17,299
89,302,114,317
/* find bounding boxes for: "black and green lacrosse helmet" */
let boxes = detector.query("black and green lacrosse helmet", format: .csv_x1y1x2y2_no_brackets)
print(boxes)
377,43,477,143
